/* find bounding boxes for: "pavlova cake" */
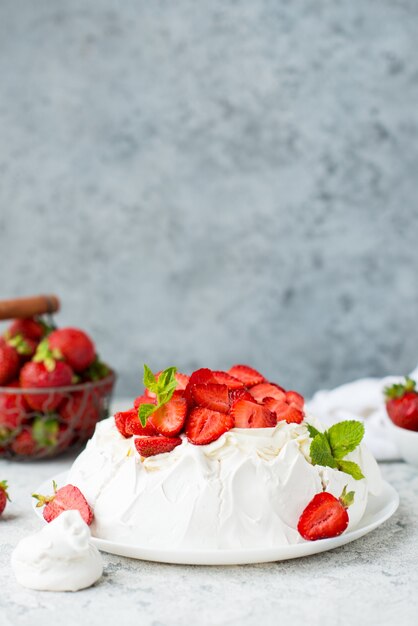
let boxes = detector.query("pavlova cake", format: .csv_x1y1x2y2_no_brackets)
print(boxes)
42,364,383,550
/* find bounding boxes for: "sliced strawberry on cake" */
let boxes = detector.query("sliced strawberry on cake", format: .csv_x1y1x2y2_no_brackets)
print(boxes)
191,383,229,413
148,391,187,436
185,407,234,445
249,382,286,404
134,435,182,457
231,399,276,428
227,364,265,387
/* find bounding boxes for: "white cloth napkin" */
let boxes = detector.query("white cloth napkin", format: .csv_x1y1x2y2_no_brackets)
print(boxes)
306,365,418,461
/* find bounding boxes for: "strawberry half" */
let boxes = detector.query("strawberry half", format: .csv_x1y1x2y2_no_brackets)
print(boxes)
185,407,234,445
211,371,244,389
263,397,304,424
134,435,182,457
184,368,215,404
286,390,304,410
126,408,158,436
227,364,265,387
297,487,354,541
384,377,418,431
149,391,187,436
33,483,93,525
192,383,229,413
228,387,254,407
231,399,276,428
249,383,286,404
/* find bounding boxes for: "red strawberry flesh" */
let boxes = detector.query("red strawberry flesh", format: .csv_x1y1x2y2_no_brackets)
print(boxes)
297,492,349,541
134,435,182,457
149,391,187,436
192,383,229,413
227,364,265,387
186,407,234,445
249,383,286,404
39,484,93,525
231,399,276,428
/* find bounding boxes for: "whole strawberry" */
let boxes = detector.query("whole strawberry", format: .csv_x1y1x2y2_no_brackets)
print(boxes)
47,328,96,373
32,481,93,525
6,317,48,342
0,339,19,385
0,480,10,515
384,377,418,431
298,486,354,541
0,382,28,438
20,359,73,411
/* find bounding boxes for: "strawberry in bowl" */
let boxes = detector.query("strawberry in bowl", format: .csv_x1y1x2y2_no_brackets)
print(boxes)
0,316,115,460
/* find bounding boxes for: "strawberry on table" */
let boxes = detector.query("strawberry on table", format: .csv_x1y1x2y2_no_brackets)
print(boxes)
32,481,93,525
47,328,96,373
384,377,418,431
186,407,234,445
227,364,265,387
0,480,10,516
230,399,276,428
297,486,354,541
134,435,182,457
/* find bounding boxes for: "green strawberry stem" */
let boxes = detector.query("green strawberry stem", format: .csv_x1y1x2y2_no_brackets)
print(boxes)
339,485,355,508
384,376,416,400
0,480,11,502
33,338,62,372
32,480,58,508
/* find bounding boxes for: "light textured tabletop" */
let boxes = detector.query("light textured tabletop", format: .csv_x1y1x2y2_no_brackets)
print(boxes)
0,454,416,626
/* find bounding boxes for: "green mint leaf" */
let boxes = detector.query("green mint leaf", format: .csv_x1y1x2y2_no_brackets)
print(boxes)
310,433,337,469
138,403,157,427
157,367,177,393
143,364,158,393
337,460,365,481
327,420,365,459
306,423,321,439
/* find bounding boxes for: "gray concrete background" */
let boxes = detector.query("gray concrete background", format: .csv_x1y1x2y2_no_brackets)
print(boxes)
1,0,418,398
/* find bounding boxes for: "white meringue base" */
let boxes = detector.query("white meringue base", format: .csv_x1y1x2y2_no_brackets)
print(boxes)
68,416,383,550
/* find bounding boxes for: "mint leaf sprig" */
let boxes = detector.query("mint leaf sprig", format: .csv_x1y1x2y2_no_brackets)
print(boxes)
307,420,365,480
138,364,178,426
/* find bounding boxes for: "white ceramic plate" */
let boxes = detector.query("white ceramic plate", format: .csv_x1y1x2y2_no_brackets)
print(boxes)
33,472,399,565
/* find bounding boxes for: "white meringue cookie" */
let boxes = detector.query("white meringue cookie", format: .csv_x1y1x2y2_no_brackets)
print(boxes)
11,510,103,591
